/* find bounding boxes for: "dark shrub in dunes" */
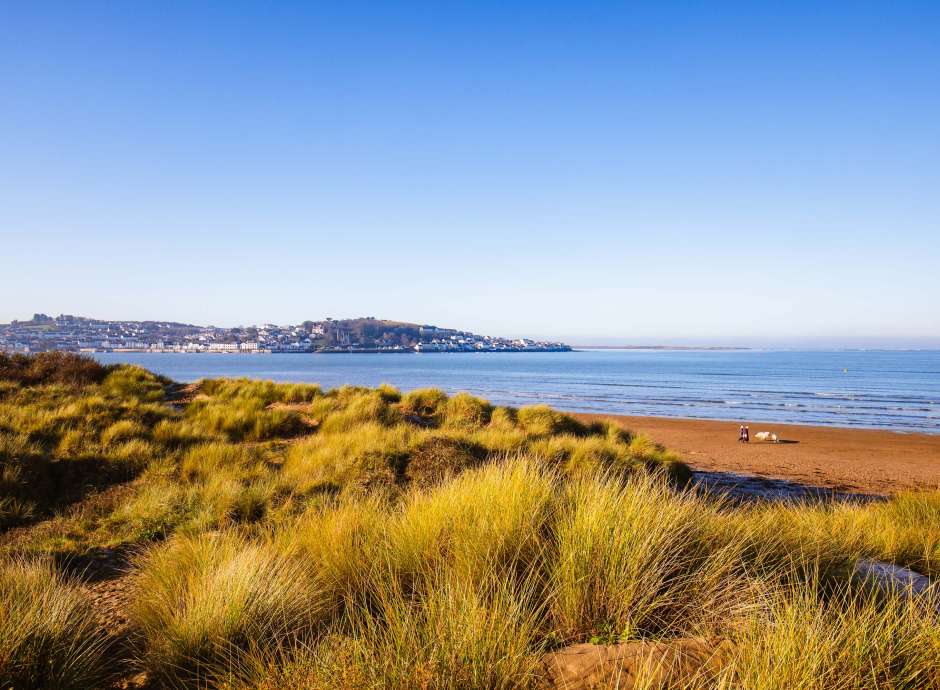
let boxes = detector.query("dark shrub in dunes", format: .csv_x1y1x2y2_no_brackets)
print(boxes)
0,352,110,387
404,435,488,486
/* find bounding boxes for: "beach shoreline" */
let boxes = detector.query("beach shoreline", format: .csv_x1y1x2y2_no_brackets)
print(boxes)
573,412,940,496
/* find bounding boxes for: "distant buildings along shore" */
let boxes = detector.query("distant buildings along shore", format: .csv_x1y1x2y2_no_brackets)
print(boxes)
0,314,571,354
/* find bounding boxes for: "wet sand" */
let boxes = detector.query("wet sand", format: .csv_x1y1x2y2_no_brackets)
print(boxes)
573,414,940,496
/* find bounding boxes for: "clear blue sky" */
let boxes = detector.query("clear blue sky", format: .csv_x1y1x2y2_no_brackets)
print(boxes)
2,2,938,345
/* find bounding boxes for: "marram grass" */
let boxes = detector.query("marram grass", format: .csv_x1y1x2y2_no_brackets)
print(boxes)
0,559,113,690
1,355,939,689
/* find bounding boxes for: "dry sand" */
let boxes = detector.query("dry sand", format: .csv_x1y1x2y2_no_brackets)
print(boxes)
573,413,940,496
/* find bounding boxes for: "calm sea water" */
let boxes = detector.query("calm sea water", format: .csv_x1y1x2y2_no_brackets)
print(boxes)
94,350,940,434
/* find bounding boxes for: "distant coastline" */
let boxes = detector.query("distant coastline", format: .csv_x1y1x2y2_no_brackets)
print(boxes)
0,313,571,355
574,345,750,351
73,346,573,355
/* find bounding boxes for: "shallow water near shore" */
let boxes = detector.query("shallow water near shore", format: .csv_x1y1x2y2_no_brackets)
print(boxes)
94,349,940,433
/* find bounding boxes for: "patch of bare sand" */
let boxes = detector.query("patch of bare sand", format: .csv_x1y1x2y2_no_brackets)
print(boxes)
574,414,940,496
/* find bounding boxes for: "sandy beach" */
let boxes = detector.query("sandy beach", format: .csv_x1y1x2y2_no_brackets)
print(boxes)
574,413,940,496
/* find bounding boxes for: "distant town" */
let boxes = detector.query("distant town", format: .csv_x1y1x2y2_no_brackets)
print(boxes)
0,314,571,354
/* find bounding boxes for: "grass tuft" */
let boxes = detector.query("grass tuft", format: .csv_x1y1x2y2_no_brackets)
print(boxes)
0,559,113,690
130,531,327,687
399,388,449,426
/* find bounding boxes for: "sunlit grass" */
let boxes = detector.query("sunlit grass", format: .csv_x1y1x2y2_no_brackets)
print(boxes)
712,582,940,690
129,531,328,687
0,559,113,690
1,358,939,689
